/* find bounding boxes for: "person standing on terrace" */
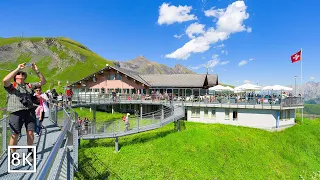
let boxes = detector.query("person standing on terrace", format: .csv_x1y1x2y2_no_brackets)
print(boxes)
3,63,46,160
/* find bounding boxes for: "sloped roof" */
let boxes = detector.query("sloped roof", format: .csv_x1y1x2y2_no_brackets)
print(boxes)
139,74,218,88
69,65,218,88
111,66,150,86
207,74,219,86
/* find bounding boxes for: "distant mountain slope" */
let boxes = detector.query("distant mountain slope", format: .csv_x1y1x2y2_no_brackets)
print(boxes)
115,55,195,74
0,37,114,108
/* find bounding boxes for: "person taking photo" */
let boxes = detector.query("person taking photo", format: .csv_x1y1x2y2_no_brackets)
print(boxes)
2,62,46,159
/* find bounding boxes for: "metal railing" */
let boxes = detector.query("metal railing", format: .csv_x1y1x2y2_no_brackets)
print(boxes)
0,108,9,159
65,92,303,109
37,104,79,179
80,104,179,138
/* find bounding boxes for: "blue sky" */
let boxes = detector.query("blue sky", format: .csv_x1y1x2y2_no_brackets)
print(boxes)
0,0,319,86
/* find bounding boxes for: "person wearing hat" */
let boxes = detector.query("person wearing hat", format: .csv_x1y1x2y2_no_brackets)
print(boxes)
3,62,46,160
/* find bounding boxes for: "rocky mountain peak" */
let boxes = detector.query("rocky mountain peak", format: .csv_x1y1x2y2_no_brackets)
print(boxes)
117,56,195,75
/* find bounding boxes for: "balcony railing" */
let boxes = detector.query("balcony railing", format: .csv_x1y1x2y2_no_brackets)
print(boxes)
59,93,304,108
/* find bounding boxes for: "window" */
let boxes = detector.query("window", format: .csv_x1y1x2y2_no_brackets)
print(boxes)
115,88,121,93
280,111,284,120
101,88,105,94
108,88,114,94
108,74,115,80
211,109,216,118
94,88,99,93
115,74,122,80
191,108,200,117
123,89,129,94
88,88,92,92
204,108,209,117
233,110,238,120
225,109,230,120
286,110,290,120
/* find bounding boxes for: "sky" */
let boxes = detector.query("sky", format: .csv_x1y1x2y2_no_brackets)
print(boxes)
0,0,319,86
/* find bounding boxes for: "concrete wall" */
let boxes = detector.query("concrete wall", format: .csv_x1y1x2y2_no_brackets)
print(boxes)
187,107,296,129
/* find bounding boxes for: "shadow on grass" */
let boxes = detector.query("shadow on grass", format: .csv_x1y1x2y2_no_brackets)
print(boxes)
81,128,177,150
76,150,122,180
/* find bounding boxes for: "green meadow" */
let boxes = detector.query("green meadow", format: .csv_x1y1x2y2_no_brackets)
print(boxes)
75,115,320,180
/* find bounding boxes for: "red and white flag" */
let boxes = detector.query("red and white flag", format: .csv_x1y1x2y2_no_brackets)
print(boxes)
291,50,301,63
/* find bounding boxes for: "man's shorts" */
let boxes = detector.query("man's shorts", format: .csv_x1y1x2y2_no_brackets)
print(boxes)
9,109,36,134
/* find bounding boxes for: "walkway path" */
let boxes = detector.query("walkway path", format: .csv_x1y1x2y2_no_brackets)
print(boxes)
0,117,61,180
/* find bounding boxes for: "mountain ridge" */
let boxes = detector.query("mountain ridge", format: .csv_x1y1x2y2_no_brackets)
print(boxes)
115,55,195,74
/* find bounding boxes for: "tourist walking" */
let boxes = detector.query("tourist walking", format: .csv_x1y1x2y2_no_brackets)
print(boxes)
3,62,46,159
34,87,49,136
66,86,73,106
123,113,130,131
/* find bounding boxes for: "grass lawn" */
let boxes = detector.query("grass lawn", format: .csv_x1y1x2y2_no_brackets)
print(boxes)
75,117,320,180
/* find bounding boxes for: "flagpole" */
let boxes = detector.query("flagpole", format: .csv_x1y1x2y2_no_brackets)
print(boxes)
301,48,303,122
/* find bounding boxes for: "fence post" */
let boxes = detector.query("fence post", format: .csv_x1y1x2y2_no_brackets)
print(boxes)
139,104,142,131
152,114,154,124
55,105,58,124
2,114,7,154
115,137,119,153
161,107,164,126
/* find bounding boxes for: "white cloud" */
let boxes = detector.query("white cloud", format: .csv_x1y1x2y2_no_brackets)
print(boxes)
202,54,220,68
220,61,229,65
310,77,315,80
174,34,184,39
249,58,254,61
201,56,206,59
221,50,228,55
238,60,247,66
247,27,252,33
158,3,197,25
166,1,250,59
205,1,250,34
165,29,229,59
189,65,202,70
214,44,225,49
186,22,205,39
204,7,225,17
244,80,251,84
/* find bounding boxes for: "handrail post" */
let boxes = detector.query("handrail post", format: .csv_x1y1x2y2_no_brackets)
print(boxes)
54,105,58,124
161,107,164,126
115,137,119,152
139,104,142,131
2,114,7,154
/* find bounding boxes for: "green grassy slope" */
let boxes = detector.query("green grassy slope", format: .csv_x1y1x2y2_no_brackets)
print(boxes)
303,104,320,115
0,37,114,110
76,117,320,180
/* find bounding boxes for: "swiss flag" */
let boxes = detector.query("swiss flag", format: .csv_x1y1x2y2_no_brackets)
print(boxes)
291,50,301,63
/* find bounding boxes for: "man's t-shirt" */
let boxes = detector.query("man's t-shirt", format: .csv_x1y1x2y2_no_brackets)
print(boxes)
4,82,39,113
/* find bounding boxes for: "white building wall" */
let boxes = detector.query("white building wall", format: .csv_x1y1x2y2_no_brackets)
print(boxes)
187,107,296,130
279,109,295,127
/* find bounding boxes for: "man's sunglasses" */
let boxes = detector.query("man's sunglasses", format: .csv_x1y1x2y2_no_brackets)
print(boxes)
17,72,26,75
